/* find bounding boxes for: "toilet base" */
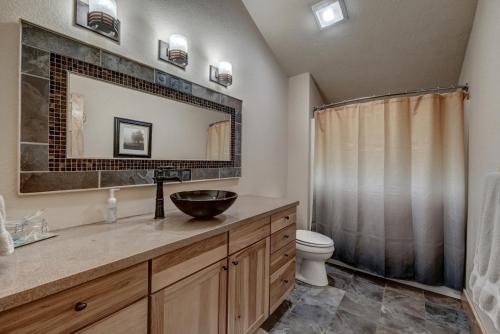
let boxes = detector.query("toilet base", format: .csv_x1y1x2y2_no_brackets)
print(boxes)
295,257,329,287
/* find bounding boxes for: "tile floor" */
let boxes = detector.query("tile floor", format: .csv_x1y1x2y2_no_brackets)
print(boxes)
261,263,473,334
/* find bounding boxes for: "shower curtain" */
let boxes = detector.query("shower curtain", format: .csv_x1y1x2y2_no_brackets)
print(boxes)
314,91,466,289
207,120,231,160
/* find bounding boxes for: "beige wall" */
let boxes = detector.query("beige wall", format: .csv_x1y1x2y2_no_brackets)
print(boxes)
459,0,500,332
287,73,324,230
0,0,289,230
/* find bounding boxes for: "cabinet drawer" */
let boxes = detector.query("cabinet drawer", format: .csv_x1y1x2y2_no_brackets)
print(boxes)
270,260,296,313
270,240,296,274
271,223,296,253
0,263,148,334
151,233,228,292
76,298,148,334
229,216,270,254
271,207,297,234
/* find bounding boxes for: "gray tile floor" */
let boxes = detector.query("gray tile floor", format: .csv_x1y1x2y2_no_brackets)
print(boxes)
261,263,472,334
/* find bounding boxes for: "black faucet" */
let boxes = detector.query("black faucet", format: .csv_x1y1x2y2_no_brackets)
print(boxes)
153,167,182,219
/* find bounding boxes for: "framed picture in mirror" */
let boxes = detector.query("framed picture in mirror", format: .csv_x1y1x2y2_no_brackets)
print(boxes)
114,117,152,158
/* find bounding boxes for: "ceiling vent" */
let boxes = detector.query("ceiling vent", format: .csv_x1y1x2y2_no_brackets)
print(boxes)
312,0,348,29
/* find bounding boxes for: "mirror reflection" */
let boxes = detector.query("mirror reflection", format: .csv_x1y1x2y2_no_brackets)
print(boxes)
67,73,231,160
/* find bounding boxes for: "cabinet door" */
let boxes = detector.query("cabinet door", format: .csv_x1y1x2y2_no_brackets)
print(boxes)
228,237,270,334
150,259,228,334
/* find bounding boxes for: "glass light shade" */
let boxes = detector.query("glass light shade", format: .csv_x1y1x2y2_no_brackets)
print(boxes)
218,61,232,76
89,0,117,18
169,34,188,53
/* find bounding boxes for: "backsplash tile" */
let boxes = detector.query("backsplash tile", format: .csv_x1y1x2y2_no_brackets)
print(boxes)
220,167,241,178
20,144,49,171
192,84,222,104
21,45,49,78
21,74,49,143
192,168,220,180
101,51,155,82
22,23,100,65
20,172,99,193
179,79,192,95
100,170,155,187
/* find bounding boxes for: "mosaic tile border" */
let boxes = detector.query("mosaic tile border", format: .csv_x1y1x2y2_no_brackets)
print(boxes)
19,21,242,194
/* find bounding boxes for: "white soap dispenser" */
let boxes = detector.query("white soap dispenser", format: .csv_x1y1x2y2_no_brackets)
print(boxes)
106,188,119,223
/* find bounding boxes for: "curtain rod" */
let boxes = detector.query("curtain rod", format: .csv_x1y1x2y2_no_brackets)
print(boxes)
209,120,230,127
313,84,469,112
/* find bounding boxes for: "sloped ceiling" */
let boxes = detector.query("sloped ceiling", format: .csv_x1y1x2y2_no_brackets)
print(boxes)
242,0,478,103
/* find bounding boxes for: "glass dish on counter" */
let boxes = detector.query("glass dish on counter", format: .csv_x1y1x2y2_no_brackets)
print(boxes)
5,210,57,248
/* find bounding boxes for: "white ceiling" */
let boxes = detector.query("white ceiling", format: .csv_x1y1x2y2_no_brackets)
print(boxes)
242,0,478,103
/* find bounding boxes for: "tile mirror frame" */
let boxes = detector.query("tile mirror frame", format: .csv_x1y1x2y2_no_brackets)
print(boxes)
19,21,242,194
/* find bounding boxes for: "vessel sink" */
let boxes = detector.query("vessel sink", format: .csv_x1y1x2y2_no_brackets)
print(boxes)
170,190,238,218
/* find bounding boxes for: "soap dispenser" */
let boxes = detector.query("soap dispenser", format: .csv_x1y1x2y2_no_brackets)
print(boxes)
106,188,120,223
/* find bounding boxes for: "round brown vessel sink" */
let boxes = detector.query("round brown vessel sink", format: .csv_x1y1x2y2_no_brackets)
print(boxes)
170,190,238,218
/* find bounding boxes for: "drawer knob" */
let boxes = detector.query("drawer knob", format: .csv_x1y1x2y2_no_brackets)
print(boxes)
284,253,289,257
284,216,290,221
283,279,289,284
74,302,87,312
232,261,239,266
283,235,289,239
222,265,228,271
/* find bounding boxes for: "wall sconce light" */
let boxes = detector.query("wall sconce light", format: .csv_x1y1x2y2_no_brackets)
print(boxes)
210,61,233,87
75,0,120,42
159,34,189,69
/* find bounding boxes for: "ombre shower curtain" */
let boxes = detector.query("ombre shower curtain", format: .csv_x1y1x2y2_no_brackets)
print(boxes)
314,91,466,289
207,120,231,160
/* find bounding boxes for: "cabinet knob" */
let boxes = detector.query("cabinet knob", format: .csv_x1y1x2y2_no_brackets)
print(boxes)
232,261,239,266
74,302,87,312
283,279,289,284
222,265,228,271
283,234,289,239
284,216,290,220
284,253,289,258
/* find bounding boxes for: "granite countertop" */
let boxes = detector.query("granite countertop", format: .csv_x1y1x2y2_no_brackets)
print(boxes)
0,195,298,312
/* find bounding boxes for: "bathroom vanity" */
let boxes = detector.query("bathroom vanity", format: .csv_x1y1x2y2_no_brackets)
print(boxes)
0,195,297,334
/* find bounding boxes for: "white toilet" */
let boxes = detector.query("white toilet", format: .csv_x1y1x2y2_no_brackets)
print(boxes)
295,230,335,286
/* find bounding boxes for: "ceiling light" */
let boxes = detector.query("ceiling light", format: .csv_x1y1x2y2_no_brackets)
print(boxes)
312,0,347,29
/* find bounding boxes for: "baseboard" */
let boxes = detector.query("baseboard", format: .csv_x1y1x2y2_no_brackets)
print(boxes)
463,289,487,334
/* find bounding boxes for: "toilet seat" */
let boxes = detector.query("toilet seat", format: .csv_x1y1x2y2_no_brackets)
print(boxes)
296,230,334,248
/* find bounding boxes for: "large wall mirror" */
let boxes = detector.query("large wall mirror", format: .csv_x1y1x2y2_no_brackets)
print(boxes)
19,22,242,194
68,73,231,161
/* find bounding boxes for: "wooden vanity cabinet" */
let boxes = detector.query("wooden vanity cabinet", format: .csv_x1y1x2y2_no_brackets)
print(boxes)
227,237,270,334
0,205,298,334
269,208,297,314
0,263,148,334
150,259,228,334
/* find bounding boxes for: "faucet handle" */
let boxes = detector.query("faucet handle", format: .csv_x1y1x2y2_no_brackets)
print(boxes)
154,167,183,183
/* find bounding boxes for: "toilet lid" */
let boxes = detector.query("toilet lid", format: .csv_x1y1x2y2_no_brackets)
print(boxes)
296,230,334,248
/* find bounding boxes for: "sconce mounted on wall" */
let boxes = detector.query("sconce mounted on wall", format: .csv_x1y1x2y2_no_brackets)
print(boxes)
158,34,189,69
75,0,120,42
209,61,233,87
